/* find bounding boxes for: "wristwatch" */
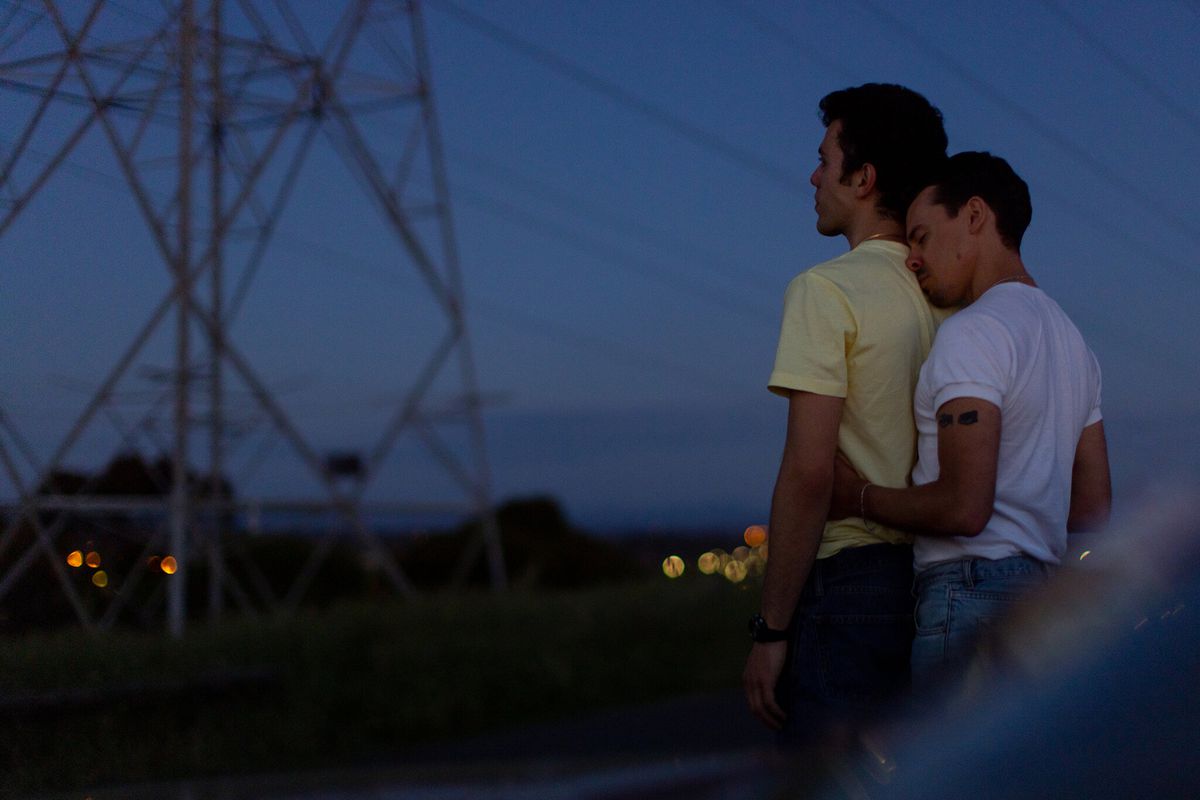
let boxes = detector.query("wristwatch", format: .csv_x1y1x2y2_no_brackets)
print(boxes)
748,613,788,643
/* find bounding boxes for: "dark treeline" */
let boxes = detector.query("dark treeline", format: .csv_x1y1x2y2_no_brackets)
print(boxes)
1,453,645,633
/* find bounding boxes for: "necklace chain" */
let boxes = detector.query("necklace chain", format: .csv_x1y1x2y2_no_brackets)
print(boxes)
859,231,904,245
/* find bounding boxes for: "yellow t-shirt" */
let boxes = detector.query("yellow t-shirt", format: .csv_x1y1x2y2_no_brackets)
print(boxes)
769,240,946,558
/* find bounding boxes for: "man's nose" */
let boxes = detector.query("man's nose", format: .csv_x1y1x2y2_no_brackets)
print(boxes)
905,253,921,273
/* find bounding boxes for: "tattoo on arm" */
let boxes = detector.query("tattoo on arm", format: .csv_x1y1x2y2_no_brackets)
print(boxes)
938,409,980,428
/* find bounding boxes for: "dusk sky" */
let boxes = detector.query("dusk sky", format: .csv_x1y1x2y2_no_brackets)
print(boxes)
2,1,1198,532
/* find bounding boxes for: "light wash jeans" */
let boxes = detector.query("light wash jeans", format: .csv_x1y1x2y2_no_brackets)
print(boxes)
911,554,1053,699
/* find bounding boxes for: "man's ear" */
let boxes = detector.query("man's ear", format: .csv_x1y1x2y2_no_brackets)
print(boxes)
965,196,989,234
853,163,878,199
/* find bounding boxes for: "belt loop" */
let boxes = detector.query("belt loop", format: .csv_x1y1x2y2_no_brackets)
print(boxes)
960,558,974,588
812,558,825,598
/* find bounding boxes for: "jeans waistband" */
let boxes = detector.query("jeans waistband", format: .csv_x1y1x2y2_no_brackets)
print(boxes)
801,543,912,600
914,554,1053,590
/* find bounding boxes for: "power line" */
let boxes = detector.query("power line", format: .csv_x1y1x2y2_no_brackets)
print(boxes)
714,0,864,86
259,228,747,397
0,107,1190,403
10,120,1186,397
1036,0,1200,139
224,220,753,397
452,184,772,324
0,1,43,59
469,295,739,395
321,116,775,324
1031,175,1200,281
714,4,1200,285
264,226,746,396
446,144,782,294
851,0,1200,245
353,113,787,297
0,129,752,399
424,0,808,194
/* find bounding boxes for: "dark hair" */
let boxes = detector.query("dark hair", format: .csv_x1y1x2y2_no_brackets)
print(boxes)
819,83,948,221
927,151,1032,251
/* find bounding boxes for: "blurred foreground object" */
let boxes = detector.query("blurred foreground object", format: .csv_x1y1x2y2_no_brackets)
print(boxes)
808,486,1200,799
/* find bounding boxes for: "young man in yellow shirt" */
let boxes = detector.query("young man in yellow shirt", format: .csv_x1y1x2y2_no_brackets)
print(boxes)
743,84,948,746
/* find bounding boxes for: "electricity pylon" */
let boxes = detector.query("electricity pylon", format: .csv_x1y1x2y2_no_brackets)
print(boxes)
0,0,507,637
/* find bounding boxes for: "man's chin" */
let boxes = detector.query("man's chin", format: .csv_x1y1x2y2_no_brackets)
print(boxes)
926,291,957,309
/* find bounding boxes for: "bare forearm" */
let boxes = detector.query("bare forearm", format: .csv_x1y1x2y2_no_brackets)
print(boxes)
1067,496,1110,532
1068,421,1111,532
745,391,842,731
864,479,991,537
855,398,999,538
759,472,830,629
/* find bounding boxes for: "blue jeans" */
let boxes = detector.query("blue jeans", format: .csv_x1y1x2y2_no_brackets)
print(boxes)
911,554,1054,699
777,543,914,747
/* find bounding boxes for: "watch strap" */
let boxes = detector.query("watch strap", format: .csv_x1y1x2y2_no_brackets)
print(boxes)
748,613,788,643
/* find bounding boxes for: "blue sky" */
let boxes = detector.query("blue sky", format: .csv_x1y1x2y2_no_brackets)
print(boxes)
2,1,1198,532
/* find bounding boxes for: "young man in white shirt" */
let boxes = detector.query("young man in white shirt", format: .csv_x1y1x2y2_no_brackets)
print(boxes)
831,151,1112,696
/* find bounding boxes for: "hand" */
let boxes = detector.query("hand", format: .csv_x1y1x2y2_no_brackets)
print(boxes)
743,641,788,730
828,453,867,520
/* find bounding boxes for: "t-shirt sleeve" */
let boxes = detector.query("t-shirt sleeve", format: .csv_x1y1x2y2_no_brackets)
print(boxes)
1086,349,1103,426
768,272,855,398
926,314,1012,412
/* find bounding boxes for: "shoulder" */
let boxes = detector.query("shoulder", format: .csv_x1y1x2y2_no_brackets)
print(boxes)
936,301,1010,343
957,286,1085,353
783,266,846,306
807,242,903,280
792,245,906,305
929,303,1015,369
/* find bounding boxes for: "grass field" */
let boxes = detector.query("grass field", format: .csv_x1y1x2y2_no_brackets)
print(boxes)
0,570,759,795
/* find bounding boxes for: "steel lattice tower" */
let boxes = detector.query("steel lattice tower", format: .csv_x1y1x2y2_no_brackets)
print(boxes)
0,0,507,636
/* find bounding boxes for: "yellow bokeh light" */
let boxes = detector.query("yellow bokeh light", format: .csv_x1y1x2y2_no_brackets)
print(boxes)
662,555,685,578
723,560,747,583
91,570,108,588
160,556,178,575
66,551,84,568
743,525,767,547
85,551,101,569
732,545,750,562
697,552,719,575
706,549,730,572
